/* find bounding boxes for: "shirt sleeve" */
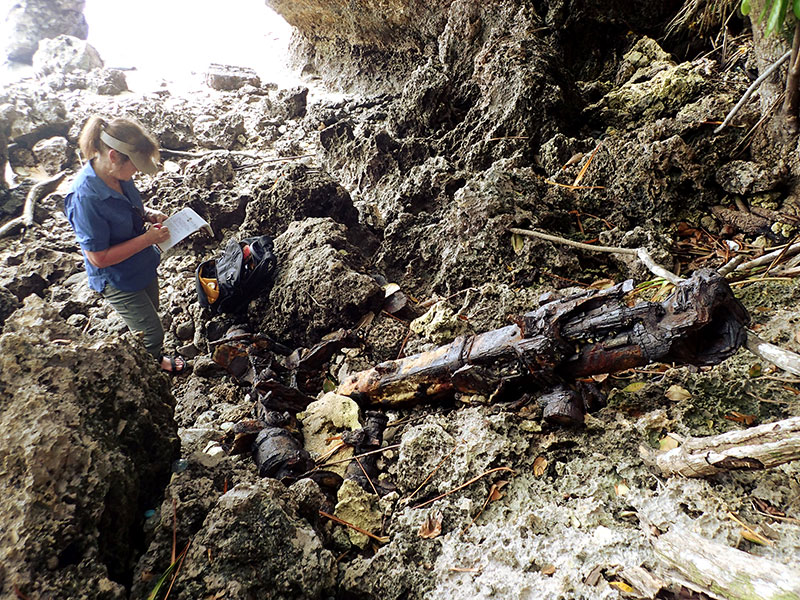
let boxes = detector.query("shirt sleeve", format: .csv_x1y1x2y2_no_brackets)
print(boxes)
66,190,111,252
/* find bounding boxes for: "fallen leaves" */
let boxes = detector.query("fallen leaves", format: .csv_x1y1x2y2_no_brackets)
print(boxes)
665,385,691,402
724,411,757,426
541,564,556,576
614,481,630,497
511,232,525,254
419,511,443,539
727,511,774,546
608,581,634,593
533,456,548,477
461,480,510,535
658,435,680,451
622,381,647,393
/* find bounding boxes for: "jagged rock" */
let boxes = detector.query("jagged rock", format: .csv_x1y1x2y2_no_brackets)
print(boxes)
298,392,361,476
410,302,468,344
3,0,88,63
183,154,235,188
32,135,69,174
32,35,102,76
3,92,71,148
584,37,709,126
277,86,309,119
0,296,178,599
716,160,786,195
88,68,128,95
334,478,382,548
244,163,364,237
253,217,383,347
0,245,82,301
0,124,8,200
155,480,336,599
0,285,21,326
194,111,246,149
205,63,261,91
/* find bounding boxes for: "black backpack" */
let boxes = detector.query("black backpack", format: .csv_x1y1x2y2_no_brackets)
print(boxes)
195,235,278,314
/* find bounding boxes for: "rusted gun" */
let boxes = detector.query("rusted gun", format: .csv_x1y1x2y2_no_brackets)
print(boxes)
337,269,750,424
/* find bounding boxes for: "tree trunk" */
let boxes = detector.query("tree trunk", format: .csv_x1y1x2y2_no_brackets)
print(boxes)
782,21,800,133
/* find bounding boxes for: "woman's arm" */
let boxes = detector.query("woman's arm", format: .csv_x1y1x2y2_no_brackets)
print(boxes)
85,225,171,268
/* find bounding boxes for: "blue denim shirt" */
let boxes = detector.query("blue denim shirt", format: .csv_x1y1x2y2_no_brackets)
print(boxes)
64,162,160,292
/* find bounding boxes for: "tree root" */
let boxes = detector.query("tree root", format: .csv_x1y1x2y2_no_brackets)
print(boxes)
0,171,66,239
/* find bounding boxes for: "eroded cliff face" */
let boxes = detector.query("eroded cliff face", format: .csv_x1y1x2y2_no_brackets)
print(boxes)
268,0,682,92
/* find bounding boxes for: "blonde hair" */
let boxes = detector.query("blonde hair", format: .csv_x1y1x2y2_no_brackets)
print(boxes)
78,115,159,163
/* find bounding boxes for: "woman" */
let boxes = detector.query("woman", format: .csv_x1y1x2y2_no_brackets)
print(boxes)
64,115,185,374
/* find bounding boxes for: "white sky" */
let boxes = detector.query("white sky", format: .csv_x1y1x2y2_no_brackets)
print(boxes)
83,0,294,87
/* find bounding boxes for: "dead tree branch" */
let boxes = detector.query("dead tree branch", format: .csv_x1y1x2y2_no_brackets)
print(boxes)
653,416,800,477
746,330,800,376
714,50,792,134
0,171,66,238
653,527,800,600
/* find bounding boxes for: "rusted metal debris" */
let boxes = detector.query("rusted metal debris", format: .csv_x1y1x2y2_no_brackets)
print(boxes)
337,269,750,424
212,327,360,412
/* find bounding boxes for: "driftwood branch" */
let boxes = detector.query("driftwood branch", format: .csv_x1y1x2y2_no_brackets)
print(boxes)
714,50,792,134
654,416,800,477
508,227,681,284
0,171,66,238
746,330,800,376
653,527,800,600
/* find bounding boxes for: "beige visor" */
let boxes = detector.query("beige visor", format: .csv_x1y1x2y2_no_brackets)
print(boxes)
100,130,160,175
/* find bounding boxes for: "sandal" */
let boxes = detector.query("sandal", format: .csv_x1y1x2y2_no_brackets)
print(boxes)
160,355,187,376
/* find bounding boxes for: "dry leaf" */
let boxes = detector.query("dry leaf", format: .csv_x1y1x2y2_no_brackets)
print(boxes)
659,436,680,451
511,233,525,254
591,373,609,383
322,377,337,393
541,564,556,576
533,456,548,477
589,278,615,290
584,565,604,586
614,481,630,496
609,581,634,593
562,152,584,169
665,385,691,402
741,528,772,546
383,283,401,297
751,497,787,518
419,511,443,539
622,381,647,393
748,363,762,378
724,411,756,426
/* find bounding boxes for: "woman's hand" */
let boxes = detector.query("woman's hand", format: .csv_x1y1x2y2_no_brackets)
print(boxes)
146,208,167,224
145,223,171,244
86,224,171,268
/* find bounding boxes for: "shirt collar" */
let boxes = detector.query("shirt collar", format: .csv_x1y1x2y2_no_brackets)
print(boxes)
83,161,137,202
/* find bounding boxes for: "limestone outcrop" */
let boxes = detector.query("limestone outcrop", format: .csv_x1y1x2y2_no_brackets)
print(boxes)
0,296,179,597
2,0,88,63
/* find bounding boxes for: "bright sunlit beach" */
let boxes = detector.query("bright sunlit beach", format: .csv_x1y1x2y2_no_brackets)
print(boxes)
83,0,295,91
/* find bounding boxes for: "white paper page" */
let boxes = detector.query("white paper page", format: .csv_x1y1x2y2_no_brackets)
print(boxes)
156,207,212,252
